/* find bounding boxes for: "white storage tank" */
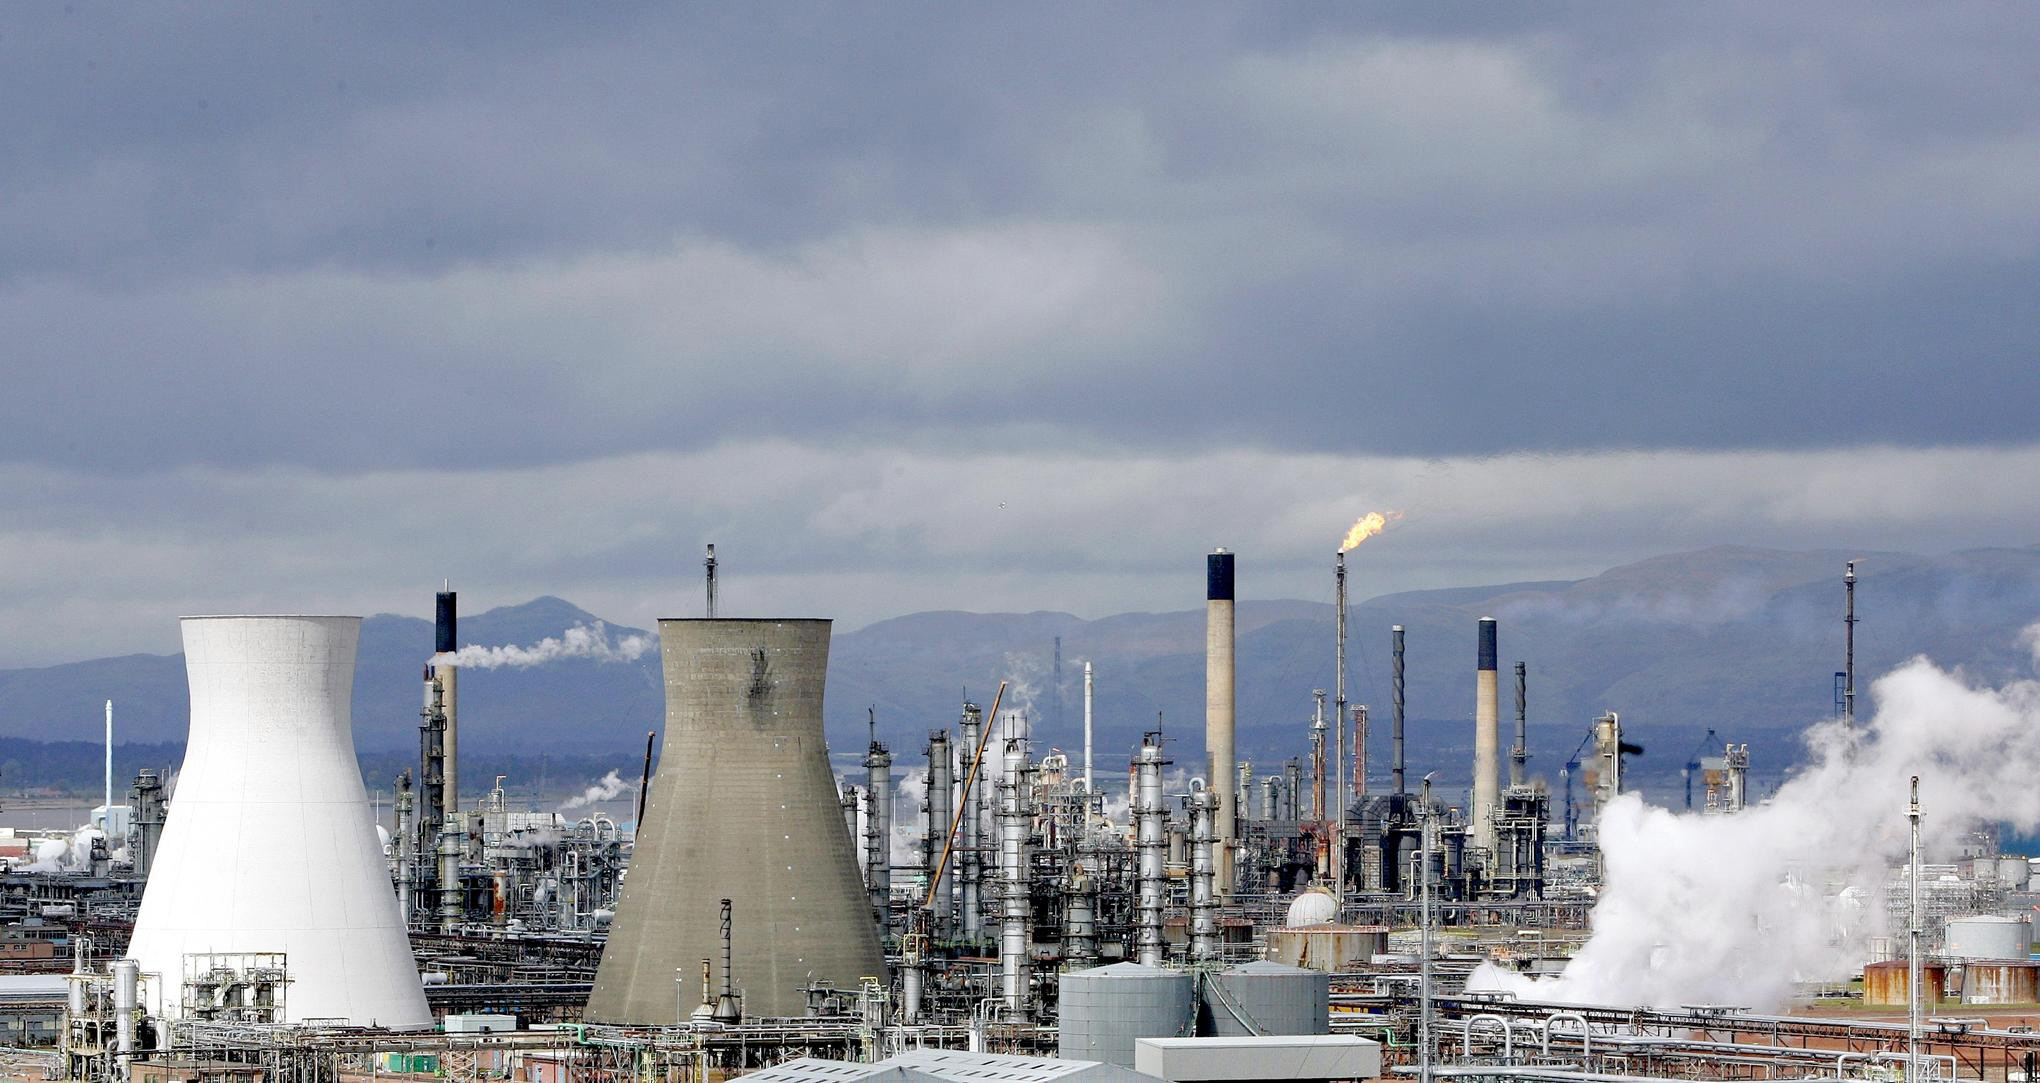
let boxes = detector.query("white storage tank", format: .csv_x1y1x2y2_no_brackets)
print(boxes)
1201,961,1329,1037
1945,914,2033,961
1059,962,1194,1068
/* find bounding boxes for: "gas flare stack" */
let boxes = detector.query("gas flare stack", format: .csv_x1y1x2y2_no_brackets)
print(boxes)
587,619,882,1023
129,616,430,1027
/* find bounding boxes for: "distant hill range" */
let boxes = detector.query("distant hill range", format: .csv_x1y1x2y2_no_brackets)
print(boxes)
2,545,2038,802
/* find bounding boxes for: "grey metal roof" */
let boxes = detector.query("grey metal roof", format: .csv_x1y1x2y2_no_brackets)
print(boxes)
739,1059,943,1083
887,1049,1154,1083
742,1050,1155,1083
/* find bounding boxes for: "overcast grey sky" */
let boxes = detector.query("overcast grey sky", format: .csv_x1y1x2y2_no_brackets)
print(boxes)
3,5,2037,665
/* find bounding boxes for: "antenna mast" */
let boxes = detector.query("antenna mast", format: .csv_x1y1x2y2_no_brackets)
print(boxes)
705,544,719,618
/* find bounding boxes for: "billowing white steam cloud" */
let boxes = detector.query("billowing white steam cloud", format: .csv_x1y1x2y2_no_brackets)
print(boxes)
559,770,628,812
435,622,653,669
23,826,106,874
1470,627,2040,1009
892,768,927,869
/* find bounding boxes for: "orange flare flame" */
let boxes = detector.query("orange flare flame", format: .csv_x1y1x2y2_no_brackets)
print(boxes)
1339,511,1403,553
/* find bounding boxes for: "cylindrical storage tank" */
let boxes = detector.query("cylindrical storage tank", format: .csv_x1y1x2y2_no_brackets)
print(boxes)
1864,961,1949,1007
1998,858,2031,891
1945,915,2032,961
1265,925,1390,972
1059,962,1194,1068
129,617,430,1027
588,620,882,1023
1964,962,2040,1005
1201,961,1329,1037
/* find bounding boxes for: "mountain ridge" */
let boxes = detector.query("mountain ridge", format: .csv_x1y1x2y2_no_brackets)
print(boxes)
3,545,2037,801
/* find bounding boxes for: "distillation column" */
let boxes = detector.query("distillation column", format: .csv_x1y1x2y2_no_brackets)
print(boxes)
1190,783,1218,962
997,740,1031,1020
864,736,893,934
1063,868,1098,971
1135,735,1167,967
393,771,414,924
958,703,985,947
924,731,955,940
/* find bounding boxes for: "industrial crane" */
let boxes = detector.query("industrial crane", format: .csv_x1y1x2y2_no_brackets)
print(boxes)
1559,726,1595,841
1681,728,1722,811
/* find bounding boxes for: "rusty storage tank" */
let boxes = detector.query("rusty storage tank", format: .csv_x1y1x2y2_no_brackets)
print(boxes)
1265,925,1389,972
1864,960,1949,1007
1963,961,2040,1005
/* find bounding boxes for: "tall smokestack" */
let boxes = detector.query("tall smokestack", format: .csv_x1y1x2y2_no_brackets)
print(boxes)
1082,661,1094,794
1392,626,1406,798
1205,549,1236,895
1511,661,1528,789
1844,560,1857,728
1332,551,1346,899
1473,617,1499,853
434,590,459,817
103,700,113,826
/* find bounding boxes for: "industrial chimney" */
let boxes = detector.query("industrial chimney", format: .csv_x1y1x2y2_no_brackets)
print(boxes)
1205,549,1237,895
1472,617,1500,854
433,590,459,818
587,619,881,1022
129,616,430,1027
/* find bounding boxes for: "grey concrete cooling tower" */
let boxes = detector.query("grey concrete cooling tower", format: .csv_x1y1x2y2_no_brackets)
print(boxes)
587,619,881,1023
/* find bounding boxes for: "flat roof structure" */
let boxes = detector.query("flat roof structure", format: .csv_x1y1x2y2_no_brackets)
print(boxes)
742,1050,1153,1083
1134,1035,1382,1082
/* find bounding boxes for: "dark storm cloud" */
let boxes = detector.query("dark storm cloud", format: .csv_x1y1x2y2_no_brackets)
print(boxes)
2,5,2037,472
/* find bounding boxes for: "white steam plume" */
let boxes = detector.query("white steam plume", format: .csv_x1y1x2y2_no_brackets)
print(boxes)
892,768,927,869
982,652,1041,785
1470,625,2040,1009
559,770,628,812
436,622,653,669
24,826,106,874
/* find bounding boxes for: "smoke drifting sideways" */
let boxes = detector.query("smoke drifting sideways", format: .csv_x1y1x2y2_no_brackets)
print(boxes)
435,622,653,669
558,769,628,813
1469,627,2040,1010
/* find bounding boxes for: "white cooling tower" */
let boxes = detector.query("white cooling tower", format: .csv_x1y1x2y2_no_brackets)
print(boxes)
129,616,429,1028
